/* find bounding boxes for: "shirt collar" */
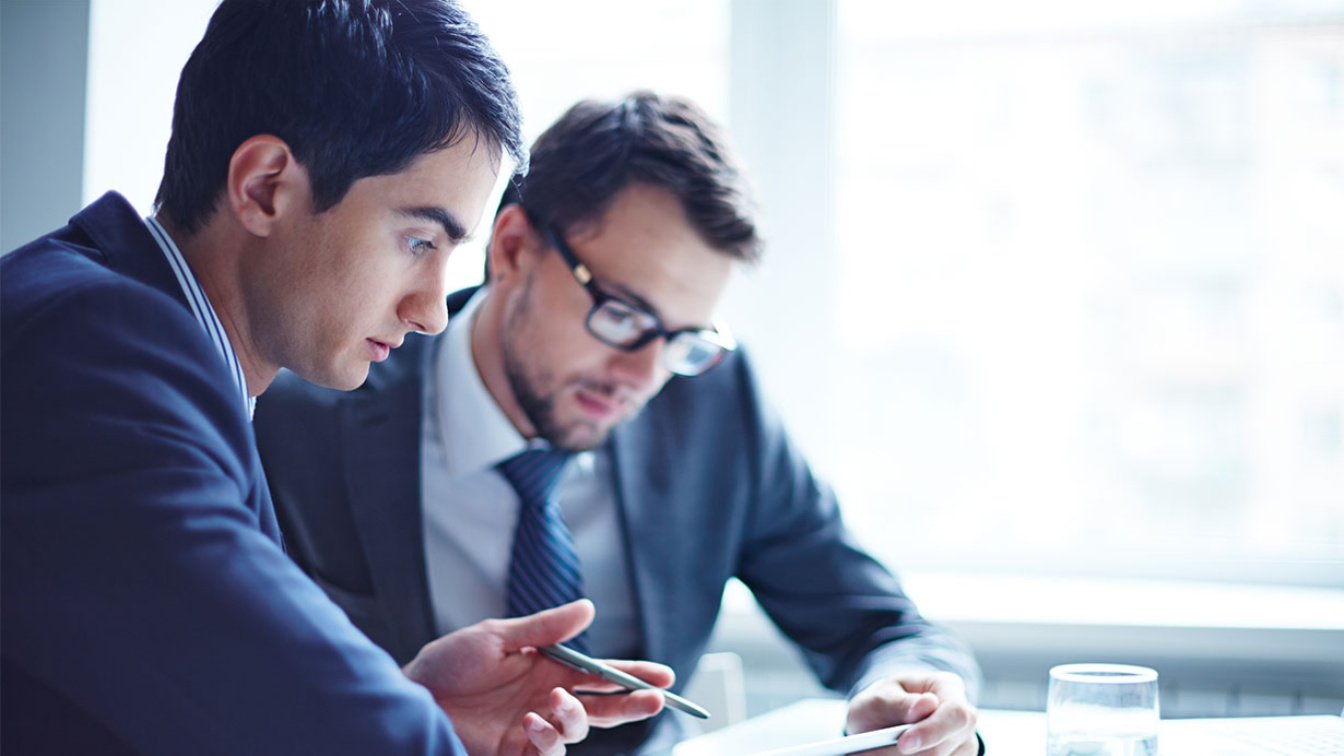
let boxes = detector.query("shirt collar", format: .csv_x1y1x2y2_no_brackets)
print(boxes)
144,216,255,419
435,287,536,474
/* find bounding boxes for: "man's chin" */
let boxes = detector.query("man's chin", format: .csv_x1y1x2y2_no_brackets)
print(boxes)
548,418,616,453
298,362,370,392
548,400,650,451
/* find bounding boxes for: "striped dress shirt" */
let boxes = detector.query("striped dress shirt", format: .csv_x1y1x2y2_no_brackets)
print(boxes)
145,216,254,418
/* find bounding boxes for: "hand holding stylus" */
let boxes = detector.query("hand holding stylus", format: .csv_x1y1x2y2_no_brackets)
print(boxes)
539,643,710,719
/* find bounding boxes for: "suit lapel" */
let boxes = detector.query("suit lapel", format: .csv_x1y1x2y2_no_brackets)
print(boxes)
338,337,438,662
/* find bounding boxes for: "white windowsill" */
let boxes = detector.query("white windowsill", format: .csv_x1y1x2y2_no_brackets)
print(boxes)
898,572,1344,631
717,572,1344,668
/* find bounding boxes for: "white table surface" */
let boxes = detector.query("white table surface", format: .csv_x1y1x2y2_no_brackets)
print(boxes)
672,698,1043,756
671,697,1344,756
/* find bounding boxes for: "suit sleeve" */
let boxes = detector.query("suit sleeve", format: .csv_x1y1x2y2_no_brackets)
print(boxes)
728,352,984,702
1,281,465,755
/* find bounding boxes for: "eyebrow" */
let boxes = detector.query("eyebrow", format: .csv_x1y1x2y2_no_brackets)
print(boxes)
398,206,470,244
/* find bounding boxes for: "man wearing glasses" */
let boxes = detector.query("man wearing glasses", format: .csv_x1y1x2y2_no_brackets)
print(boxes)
255,92,983,756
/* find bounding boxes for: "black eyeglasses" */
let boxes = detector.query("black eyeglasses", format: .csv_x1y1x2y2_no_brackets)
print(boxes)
542,226,735,377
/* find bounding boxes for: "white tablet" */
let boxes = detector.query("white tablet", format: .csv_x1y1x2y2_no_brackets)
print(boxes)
744,724,912,756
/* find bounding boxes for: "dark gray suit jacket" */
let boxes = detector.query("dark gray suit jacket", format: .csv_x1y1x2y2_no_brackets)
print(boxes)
254,287,981,756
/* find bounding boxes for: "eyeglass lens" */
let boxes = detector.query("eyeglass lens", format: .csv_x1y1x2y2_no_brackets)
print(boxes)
587,301,725,376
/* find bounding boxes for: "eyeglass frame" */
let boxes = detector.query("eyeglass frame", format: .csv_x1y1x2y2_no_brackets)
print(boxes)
538,224,736,377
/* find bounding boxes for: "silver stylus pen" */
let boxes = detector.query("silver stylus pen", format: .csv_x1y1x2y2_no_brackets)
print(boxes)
539,643,711,720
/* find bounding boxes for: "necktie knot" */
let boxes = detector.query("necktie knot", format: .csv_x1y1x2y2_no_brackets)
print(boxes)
496,448,571,510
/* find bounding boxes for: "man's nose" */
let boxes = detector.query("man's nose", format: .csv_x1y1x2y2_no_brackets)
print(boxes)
399,264,451,335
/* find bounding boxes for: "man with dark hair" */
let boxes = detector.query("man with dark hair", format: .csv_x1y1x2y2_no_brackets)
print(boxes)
255,91,985,756
0,3,672,755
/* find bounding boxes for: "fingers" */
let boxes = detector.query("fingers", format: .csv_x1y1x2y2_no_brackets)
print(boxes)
897,700,976,756
549,687,590,743
906,692,940,723
899,729,979,756
494,600,596,653
523,688,589,756
849,681,942,733
844,730,976,756
524,712,565,756
848,674,978,756
575,688,667,728
848,692,938,756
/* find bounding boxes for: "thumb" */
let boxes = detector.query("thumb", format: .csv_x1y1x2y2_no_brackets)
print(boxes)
494,599,596,652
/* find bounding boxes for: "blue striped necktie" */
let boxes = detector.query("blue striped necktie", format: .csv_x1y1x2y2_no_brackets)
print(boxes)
497,447,589,653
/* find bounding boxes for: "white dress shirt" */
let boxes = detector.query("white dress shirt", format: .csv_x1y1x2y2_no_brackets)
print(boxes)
420,289,640,656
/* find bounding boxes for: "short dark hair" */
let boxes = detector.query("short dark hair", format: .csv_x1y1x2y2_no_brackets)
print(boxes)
503,91,761,262
155,0,525,236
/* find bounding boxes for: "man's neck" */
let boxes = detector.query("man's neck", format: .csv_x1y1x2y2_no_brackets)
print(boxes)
469,291,538,439
156,214,275,397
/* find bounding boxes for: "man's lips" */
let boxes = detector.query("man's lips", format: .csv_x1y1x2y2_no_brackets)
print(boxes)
573,387,621,420
367,338,393,362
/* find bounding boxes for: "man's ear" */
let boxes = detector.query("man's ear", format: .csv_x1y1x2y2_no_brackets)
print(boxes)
225,135,307,237
487,204,543,286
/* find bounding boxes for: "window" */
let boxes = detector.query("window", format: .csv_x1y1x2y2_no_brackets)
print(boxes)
826,1,1344,585
84,0,220,212
450,0,730,290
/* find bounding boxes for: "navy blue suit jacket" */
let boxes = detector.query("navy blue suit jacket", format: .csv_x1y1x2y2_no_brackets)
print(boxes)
1,193,466,756
253,288,983,755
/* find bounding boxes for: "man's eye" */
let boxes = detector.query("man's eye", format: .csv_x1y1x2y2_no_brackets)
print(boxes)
407,237,436,256
605,308,635,325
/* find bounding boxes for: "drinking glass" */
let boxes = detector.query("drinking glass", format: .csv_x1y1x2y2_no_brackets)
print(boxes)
1047,663,1159,756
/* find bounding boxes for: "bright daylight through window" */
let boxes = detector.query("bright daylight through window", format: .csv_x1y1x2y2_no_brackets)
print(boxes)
829,0,1343,586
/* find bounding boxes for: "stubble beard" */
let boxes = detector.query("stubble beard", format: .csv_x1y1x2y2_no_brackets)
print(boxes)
500,280,613,452
502,349,607,452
